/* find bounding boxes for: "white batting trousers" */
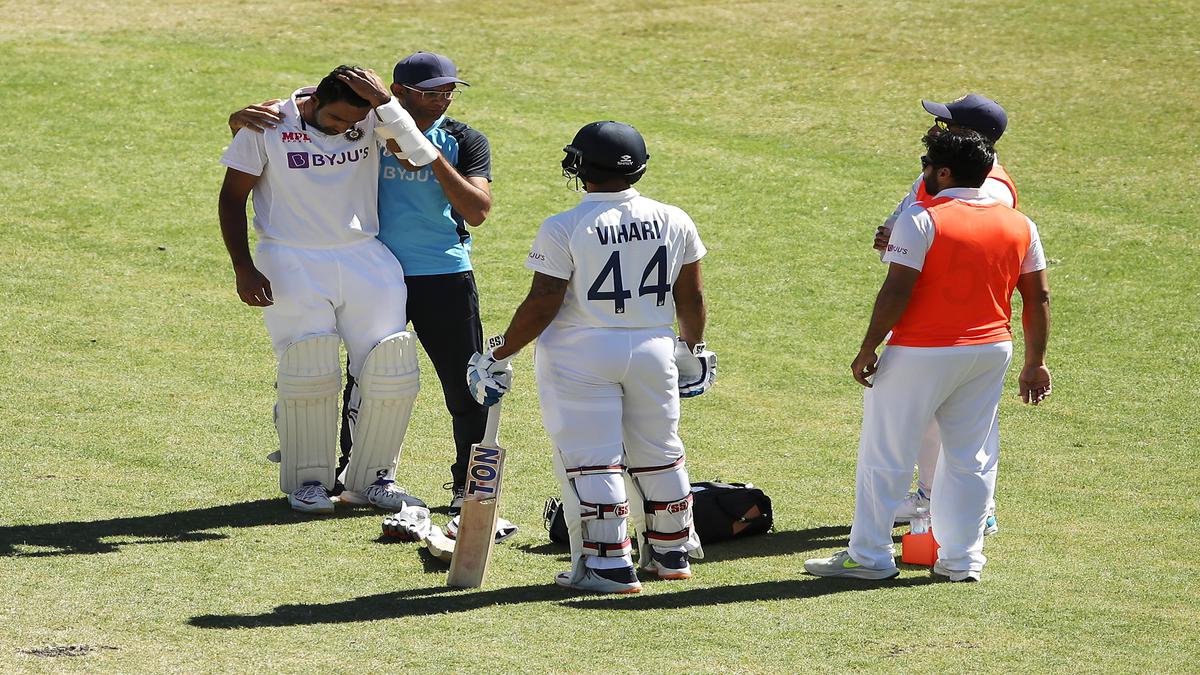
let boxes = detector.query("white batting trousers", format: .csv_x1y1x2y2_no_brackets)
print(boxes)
848,342,1012,572
535,324,687,570
255,237,408,378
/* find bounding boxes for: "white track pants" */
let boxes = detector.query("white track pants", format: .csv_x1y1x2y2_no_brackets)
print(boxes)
535,324,688,571
255,238,408,378
848,342,1012,572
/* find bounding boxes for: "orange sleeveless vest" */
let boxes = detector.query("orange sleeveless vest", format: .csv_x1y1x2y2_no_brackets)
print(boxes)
915,163,1018,209
889,197,1032,347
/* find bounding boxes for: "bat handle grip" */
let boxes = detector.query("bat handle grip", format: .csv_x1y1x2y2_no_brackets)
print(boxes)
482,400,502,446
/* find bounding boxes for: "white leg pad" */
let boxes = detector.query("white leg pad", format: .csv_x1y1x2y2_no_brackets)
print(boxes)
629,458,702,563
553,451,632,583
277,333,341,494
341,332,420,492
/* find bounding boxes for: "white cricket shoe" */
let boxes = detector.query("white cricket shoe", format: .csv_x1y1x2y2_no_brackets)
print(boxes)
288,482,334,514
804,550,900,580
932,559,981,582
641,550,692,580
555,566,642,594
893,489,930,524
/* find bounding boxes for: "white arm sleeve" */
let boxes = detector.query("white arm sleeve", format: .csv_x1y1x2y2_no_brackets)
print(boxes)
1021,218,1047,273
881,206,935,271
219,128,267,176
525,217,574,280
882,175,923,229
679,210,707,264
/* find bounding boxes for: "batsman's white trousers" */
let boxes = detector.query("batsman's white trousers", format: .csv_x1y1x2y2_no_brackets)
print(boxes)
536,324,688,569
255,238,408,378
535,324,684,466
848,341,1012,572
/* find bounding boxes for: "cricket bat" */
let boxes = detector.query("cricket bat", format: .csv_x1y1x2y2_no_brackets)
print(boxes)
447,400,505,588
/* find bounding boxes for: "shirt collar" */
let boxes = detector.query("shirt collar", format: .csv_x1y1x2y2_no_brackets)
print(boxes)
937,186,990,201
580,188,640,202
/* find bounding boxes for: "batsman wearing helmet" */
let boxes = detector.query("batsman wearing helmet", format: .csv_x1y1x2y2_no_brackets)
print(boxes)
465,121,715,594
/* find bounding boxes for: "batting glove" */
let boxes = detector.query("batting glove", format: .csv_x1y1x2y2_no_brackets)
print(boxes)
675,337,717,398
466,350,513,406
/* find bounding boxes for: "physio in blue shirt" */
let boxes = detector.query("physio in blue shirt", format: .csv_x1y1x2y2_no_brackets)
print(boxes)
348,51,494,513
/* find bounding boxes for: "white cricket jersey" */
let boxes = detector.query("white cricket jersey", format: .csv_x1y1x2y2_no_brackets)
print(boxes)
883,187,1046,274
883,156,1015,230
525,188,706,329
220,87,390,248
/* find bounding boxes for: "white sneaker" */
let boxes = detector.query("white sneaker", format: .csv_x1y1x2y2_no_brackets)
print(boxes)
363,479,425,511
641,550,692,580
804,550,899,580
932,559,981,582
555,566,642,594
288,482,333,514
893,489,930,523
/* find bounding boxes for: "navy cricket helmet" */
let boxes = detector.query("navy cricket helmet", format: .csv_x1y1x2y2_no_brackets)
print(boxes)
562,121,649,185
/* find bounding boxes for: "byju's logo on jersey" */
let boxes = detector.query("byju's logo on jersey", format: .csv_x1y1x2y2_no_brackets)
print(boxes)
344,126,364,141
286,147,371,170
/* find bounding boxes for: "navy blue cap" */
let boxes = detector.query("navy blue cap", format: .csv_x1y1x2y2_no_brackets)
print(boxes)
392,52,469,88
921,94,1007,141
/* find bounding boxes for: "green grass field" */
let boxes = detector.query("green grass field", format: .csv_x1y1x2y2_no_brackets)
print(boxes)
2,0,1198,671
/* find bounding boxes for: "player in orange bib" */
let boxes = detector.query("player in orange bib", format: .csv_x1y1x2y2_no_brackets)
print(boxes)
807,129,1052,582
873,94,1016,534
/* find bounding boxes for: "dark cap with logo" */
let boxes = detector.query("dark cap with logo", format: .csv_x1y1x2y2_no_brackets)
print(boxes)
393,52,469,88
921,94,1008,141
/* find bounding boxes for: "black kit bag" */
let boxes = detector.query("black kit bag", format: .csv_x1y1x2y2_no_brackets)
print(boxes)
543,481,773,545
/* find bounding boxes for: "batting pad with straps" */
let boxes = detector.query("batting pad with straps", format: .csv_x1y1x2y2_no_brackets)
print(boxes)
553,451,634,584
627,457,702,565
276,333,341,494
340,332,420,492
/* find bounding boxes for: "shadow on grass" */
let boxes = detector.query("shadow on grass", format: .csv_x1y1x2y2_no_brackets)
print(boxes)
189,573,935,628
0,499,378,557
699,525,853,561
189,583,563,628
569,575,938,611
512,525,854,562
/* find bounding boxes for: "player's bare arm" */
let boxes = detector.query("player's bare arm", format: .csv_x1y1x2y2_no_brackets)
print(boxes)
1016,268,1052,405
336,66,392,108
852,262,920,387
217,168,273,307
228,99,284,135
428,152,491,226
672,261,706,348
491,272,569,361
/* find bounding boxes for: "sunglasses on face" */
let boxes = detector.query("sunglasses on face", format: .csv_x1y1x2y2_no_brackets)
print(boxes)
403,85,458,101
